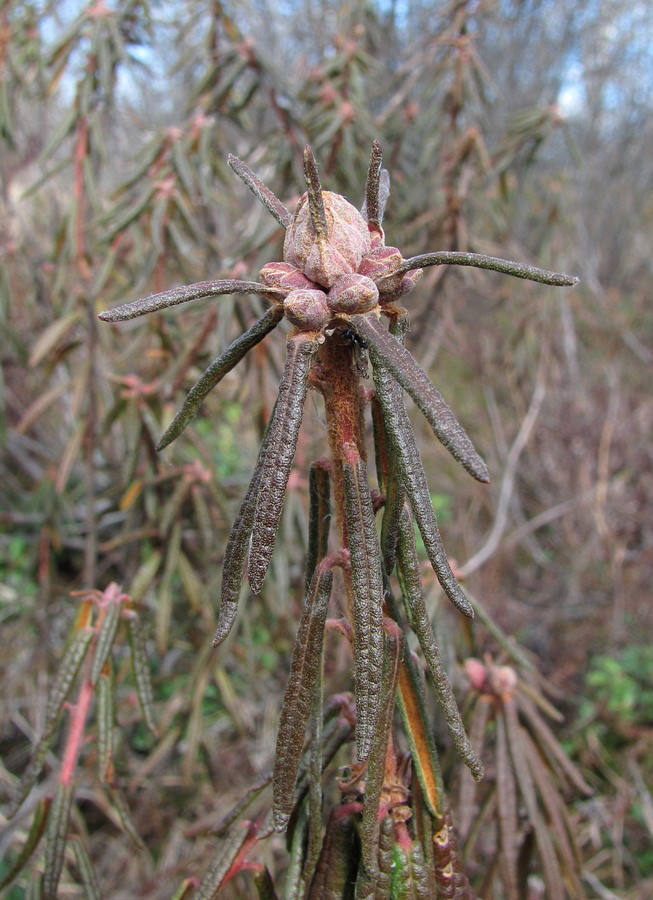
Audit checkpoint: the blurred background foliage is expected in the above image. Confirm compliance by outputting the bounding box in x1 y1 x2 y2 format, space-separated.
0 0 651 895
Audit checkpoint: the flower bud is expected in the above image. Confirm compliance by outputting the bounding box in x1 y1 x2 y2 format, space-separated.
284 191 371 288
327 274 379 314
283 288 330 331
259 261 318 292
357 245 403 283
378 268 423 303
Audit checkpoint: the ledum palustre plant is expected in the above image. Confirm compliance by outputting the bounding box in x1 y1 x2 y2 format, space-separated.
98 142 579 897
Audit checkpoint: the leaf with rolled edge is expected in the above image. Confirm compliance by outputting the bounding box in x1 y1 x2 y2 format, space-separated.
304 461 331 592
43 781 74 900
213 396 281 647
125 614 157 736
306 803 362 900
96 669 114 782
371 348 474 618
361 139 384 226
98 279 284 322
496 713 519 897
358 628 402 895
396 509 483 779
45 626 94 734
195 821 257 900
248 334 319 594
0 796 51 890
273 564 332 831
389 836 433 899
90 589 124 686
503 699 566 900
386 251 579 287
354 314 490 483
228 154 292 229
157 304 284 450
70 836 101 900
341 447 386 761
303 145 328 240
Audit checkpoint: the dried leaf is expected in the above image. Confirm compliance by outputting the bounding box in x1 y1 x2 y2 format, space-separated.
496 714 519 897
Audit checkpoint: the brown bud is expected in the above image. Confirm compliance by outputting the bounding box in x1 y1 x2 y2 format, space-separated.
327 274 379 314
259 261 318 292
284 191 371 288
283 288 330 331
357 245 403 283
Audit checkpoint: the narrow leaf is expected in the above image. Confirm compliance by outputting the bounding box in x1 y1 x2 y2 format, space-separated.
372 353 474 618
303 146 328 240
96 669 114 782
195 823 255 900
389 251 579 286
362 139 383 225
90 591 123 685
126 614 157 736
0 796 51 891
228 154 292 228
213 395 282 647
359 629 402 891
496 714 519 897
45 627 94 734
306 804 361 899
43 782 74 900
356 314 489 482
70 835 101 900
28 312 82 368
157 304 284 449
99 280 284 322
341 448 385 761
305 461 331 591
397 509 483 778
107 787 147 852
273 566 332 830
248 334 319 593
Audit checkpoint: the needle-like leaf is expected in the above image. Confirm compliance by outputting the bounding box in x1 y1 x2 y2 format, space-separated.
43 782 74 900
341 446 385 761
371 348 474 618
397 509 483 777
387 251 579 286
273 565 332 830
157 304 284 450
355 314 490 483
99 280 284 322
228 154 292 228
248 334 319 594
